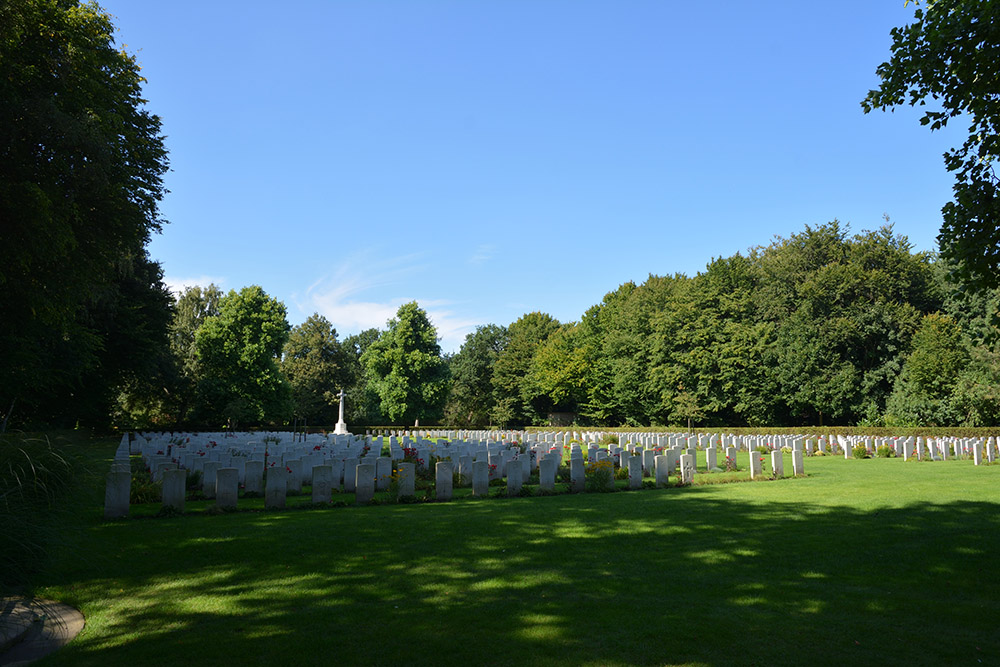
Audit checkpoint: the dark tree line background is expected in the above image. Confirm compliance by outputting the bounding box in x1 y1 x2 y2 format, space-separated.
3 0 999 432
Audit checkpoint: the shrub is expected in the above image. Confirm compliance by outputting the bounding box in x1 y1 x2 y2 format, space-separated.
852 444 870 459
600 433 619 445
875 444 895 458
585 460 615 492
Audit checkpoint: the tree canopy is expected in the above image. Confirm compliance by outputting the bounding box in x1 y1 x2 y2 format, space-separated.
863 0 1000 291
281 314 352 424
0 0 171 429
194 286 292 426
361 302 449 425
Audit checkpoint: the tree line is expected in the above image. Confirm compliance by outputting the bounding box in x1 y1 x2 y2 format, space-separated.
101 221 999 431
4 0 999 432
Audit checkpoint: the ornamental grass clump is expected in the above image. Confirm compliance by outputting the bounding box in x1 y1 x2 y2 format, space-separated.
0 432 83 595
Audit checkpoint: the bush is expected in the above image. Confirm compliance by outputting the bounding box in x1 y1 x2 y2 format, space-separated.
875 444 895 458
852 444 870 459
600 433 619 445
585 460 615 492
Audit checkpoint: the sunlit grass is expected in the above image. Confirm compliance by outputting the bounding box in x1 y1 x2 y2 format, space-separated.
28 447 1000 666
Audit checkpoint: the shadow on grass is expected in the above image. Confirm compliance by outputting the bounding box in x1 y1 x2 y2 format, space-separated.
40 488 1000 667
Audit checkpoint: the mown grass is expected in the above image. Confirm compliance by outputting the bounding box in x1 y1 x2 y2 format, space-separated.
26 446 1000 666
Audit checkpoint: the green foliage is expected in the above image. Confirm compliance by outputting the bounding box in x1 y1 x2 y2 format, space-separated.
863 0 1000 292
281 314 352 424
490 312 561 427
584 459 615 493
444 324 508 427
362 302 449 425
852 444 870 460
525 323 588 415
886 314 968 426
0 0 171 429
195 286 292 426
341 328 385 426
875 444 895 458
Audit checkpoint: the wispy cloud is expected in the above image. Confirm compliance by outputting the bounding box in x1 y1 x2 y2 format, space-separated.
468 243 496 266
298 253 480 353
163 274 227 296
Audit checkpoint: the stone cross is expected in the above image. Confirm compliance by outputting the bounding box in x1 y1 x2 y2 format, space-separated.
334 388 349 435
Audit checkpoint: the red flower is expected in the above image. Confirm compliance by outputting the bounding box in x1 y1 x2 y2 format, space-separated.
285 466 292 474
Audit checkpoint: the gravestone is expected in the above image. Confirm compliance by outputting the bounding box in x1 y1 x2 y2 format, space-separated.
312 465 333 503
628 454 642 490
104 470 131 519
655 455 670 487
216 468 239 510
570 458 585 493
642 449 655 476
771 450 784 478
343 458 359 492
725 446 737 469
436 461 453 501
472 460 489 497
507 464 523 496
749 451 763 479
202 461 221 499
355 463 375 504
286 459 303 494
680 454 695 484
792 449 804 476
329 458 345 487
539 457 556 492
706 447 717 470
265 468 286 509
458 455 473 487
398 462 415 498
245 460 264 495
375 457 392 491
162 468 186 512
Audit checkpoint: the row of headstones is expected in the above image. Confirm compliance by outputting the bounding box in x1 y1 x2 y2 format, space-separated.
130 432 813 505
834 434 998 464
105 439 808 518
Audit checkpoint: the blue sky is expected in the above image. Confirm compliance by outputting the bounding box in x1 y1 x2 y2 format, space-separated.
102 1 962 352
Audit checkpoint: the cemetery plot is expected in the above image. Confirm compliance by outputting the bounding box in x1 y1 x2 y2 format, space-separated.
109 429 998 518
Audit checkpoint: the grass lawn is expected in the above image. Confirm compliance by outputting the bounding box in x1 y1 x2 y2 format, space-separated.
29 441 1000 666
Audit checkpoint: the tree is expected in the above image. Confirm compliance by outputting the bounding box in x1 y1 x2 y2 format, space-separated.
886 313 968 425
194 286 292 426
361 302 449 425
525 323 588 418
281 314 352 424
863 0 1000 291
491 312 561 427
444 324 508 427
342 328 384 425
0 0 170 428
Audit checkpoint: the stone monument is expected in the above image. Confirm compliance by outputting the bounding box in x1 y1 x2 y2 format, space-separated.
334 388 349 435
